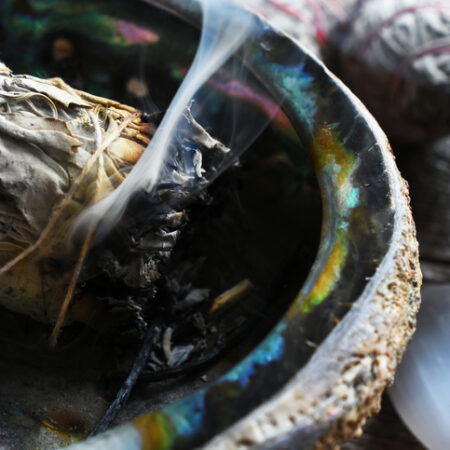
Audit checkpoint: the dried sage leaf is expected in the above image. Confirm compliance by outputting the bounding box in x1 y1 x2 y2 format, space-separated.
0 67 151 323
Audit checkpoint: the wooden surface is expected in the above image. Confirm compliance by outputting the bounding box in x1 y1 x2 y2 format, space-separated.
342 394 425 449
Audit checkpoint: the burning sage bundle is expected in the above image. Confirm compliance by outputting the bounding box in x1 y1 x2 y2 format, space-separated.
0 64 229 342
0 64 150 325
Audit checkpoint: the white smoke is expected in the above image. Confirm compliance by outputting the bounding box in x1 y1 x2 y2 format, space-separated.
73 0 257 242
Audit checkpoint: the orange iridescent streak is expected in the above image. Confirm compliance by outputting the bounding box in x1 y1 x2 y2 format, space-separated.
301 229 347 312
292 126 356 314
132 413 174 450
313 127 355 187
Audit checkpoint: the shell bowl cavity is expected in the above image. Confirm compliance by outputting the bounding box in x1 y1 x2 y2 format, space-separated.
0 1 420 449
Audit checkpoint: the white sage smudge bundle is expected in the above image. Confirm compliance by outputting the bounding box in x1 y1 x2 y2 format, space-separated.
0 64 152 332
329 0 450 142
0 64 230 345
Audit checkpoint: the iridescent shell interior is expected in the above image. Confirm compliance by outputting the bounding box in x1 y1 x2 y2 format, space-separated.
0 1 324 448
